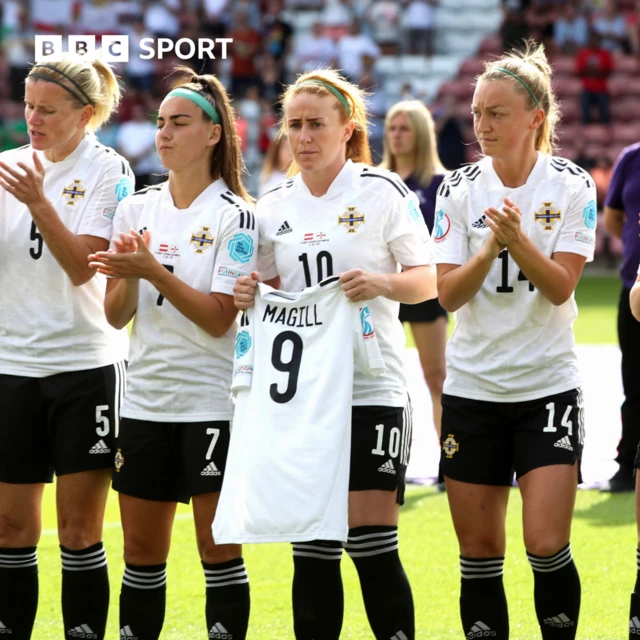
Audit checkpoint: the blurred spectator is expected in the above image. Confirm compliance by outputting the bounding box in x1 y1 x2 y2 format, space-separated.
590 155 614 208
79 0 120 36
576 31 613 125
144 0 181 38
401 0 438 57
627 0 640 55
116 104 161 190
259 134 292 196
294 21 338 73
366 0 402 54
573 138 597 171
433 95 466 170
285 0 323 8
201 0 231 37
321 0 354 41
0 100 28 151
29 0 75 32
258 98 278 154
124 19 156 93
593 0 630 53
525 0 556 47
500 9 529 52
262 0 293 82
4 6 32 101
337 20 380 83
260 55 284 105
554 3 589 54
227 8 262 98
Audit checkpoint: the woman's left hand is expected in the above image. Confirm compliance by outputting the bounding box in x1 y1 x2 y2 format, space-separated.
340 269 389 302
88 229 164 281
0 152 47 207
484 197 524 247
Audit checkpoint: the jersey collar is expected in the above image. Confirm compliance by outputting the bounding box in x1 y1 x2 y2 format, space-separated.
483 151 546 189
294 159 358 198
38 133 93 169
162 176 228 211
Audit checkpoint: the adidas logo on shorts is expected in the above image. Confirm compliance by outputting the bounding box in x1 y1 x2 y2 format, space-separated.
378 459 396 475
209 622 232 638
553 436 573 451
543 613 575 628
630 616 640 634
120 625 138 639
0 620 12 634
89 440 111 454
276 221 293 236
471 215 488 229
201 461 221 477
466 621 497 638
68 624 98 638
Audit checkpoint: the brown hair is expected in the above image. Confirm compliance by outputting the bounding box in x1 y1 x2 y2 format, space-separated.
27 53 121 132
477 40 560 154
260 133 292 184
169 66 252 203
380 100 446 186
279 68 371 176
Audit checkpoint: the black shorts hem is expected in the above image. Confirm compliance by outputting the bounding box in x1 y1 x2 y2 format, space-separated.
112 481 191 505
399 297 448 324
56 461 115 477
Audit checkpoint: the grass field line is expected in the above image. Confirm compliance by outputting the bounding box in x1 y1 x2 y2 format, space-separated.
40 512 194 536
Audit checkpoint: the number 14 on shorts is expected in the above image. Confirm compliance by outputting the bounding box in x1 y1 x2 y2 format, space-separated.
543 402 572 435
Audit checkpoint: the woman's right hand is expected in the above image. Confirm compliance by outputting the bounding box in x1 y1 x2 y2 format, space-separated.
233 271 261 309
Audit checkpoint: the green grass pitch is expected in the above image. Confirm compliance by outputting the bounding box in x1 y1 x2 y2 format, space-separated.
32 275 632 638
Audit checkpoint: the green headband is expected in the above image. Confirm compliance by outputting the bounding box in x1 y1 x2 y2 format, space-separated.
494 67 541 109
165 87 221 124
297 79 352 118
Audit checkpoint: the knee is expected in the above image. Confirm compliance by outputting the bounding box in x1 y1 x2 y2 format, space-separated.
201 540 241 565
0 513 38 548
58 518 100 550
123 534 167 566
423 367 446 396
524 535 569 559
459 535 505 559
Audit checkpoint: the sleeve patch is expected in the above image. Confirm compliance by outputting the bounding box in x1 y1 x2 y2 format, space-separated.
227 232 255 264
101 207 115 220
433 209 451 243
115 177 134 202
360 305 375 338
574 231 595 246
408 199 421 222
582 200 597 230
217 266 247 279
235 330 252 358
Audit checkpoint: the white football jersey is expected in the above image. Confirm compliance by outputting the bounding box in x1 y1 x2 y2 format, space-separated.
112 179 258 422
432 153 597 402
0 135 132 377
213 278 385 543
256 159 430 407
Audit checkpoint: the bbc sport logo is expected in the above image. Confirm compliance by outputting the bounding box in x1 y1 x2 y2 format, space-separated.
34 35 232 63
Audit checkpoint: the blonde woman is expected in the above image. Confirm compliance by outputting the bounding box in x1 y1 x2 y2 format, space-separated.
259 133 293 196
381 100 448 442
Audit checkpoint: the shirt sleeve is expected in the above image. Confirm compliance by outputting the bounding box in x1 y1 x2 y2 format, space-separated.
352 302 386 378
231 310 254 394
605 147 628 210
431 186 469 266
211 204 259 296
108 199 139 251
553 178 598 261
384 188 432 266
256 201 278 281
77 158 135 240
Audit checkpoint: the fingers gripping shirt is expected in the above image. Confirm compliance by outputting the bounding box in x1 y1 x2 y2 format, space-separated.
431 153 597 402
0 135 132 376
255 160 431 407
111 179 258 421
213 278 386 544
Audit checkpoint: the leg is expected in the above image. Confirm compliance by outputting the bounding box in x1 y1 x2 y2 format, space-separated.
119 494 176 640
57 469 111 640
580 90 591 124
520 464 580 638
410 318 447 438
446 479 511 639
607 287 640 492
631 472 640 638
598 91 611 125
0 483 43 640
193 492 249 640
347 491 414 640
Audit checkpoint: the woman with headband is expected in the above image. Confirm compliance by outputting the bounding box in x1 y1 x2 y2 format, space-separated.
233 68 436 640
432 41 594 639
89 67 257 640
0 53 131 639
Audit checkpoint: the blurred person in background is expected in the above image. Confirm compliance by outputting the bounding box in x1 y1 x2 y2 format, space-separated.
593 0 630 53
380 100 448 447
401 0 439 57
366 0 402 55
294 21 338 73
259 132 292 196
554 3 589 55
434 95 466 170
576 30 613 125
227 8 262 99
337 19 380 84
601 140 640 494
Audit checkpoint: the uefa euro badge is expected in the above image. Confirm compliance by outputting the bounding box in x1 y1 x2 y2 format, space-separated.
582 200 597 230
534 202 562 230
227 232 255 264
190 226 215 254
62 179 86 206
442 434 459 459
235 330 252 359
338 206 365 233
360 305 374 338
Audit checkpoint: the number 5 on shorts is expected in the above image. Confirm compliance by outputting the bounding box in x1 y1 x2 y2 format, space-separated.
543 402 572 435
95 405 110 436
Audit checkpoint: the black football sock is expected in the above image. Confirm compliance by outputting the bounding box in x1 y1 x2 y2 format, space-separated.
119 562 167 640
0 547 38 639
